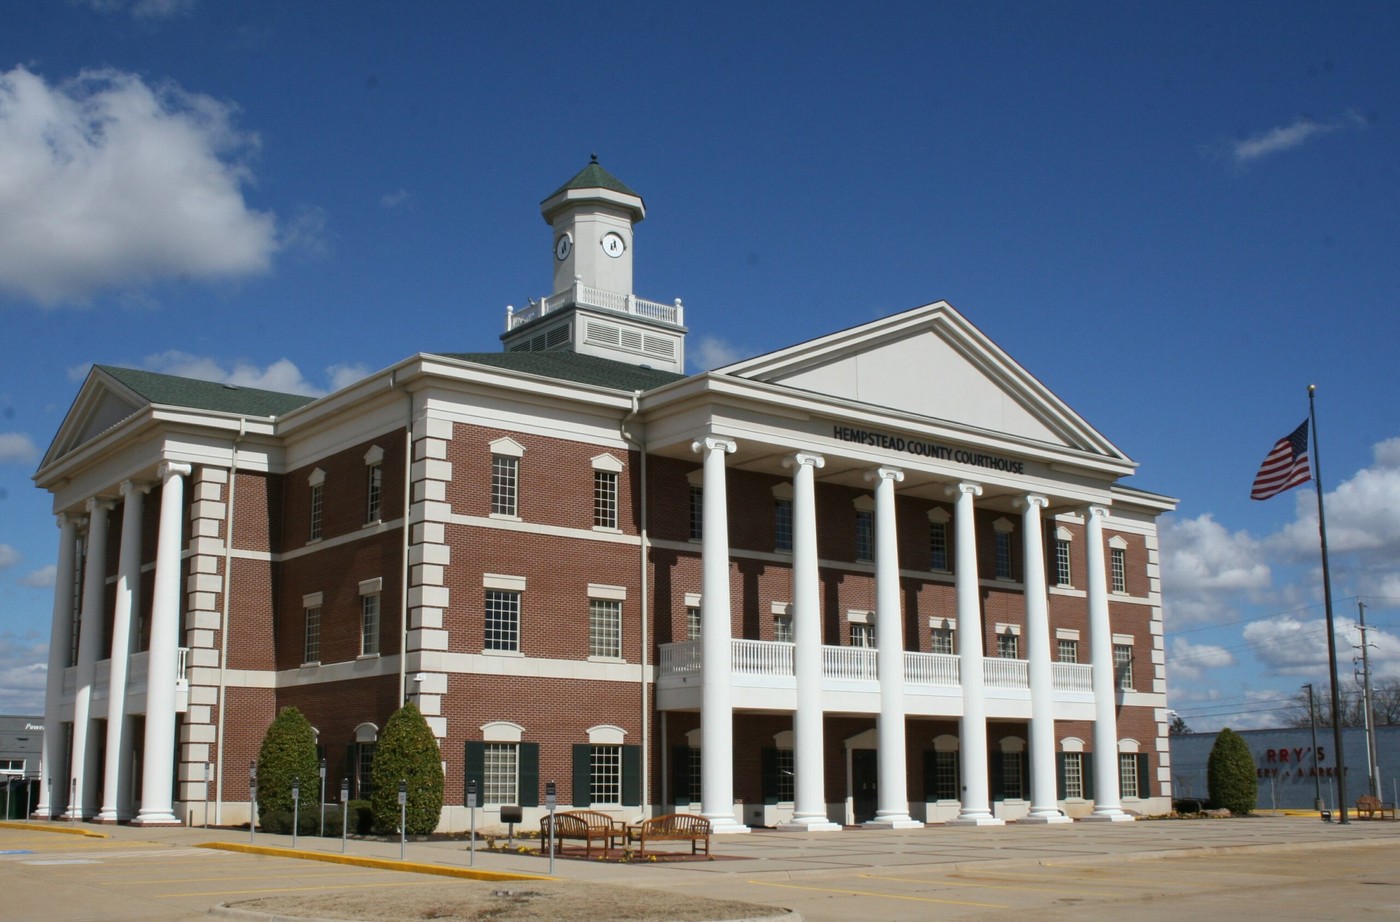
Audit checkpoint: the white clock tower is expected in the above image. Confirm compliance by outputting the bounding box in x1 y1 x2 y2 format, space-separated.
502 157 686 372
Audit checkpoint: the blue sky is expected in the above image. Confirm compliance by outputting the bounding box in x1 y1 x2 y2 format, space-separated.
2 1 1398 730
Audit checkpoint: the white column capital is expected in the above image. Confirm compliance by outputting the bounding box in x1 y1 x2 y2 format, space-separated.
866 466 904 484
948 481 982 499
120 479 153 498
1086 504 1110 520
158 461 193 482
784 451 825 470
86 497 116 515
691 436 736 456
1015 493 1049 511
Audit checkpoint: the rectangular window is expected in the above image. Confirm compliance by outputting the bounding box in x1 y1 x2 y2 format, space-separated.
0 758 24 774
1119 753 1140 798
590 745 622 805
934 750 959 800
931 627 955 655
855 510 873 562
485 590 521 652
687 747 702 804
1063 752 1083 799
774 614 793 644
491 454 519 517
995 530 1012 579
930 521 949 571
1054 539 1071 586
1002 752 1024 799
303 606 321 663
685 605 701 642
309 482 324 540
774 498 793 552
593 470 618 529
997 632 1019 659
366 462 383 523
776 748 795 802
589 599 622 659
1114 644 1133 690
357 742 376 798
483 742 518 806
1111 547 1127 593
1057 638 1078 663
851 622 875 648
360 595 380 656
689 486 704 540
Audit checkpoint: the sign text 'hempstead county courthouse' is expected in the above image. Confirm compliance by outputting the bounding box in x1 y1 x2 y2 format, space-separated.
832 426 1027 474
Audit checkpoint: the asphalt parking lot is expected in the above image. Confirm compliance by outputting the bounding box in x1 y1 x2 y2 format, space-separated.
3 815 1399 921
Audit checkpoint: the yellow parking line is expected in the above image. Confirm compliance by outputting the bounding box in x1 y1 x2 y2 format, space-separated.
746 878 1008 909
154 880 440 899
109 870 369 885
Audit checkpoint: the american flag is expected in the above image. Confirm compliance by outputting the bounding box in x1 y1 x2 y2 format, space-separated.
1250 420 1312 500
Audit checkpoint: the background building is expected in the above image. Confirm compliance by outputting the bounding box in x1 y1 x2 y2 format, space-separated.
0 714 42 819
32 162 1176 829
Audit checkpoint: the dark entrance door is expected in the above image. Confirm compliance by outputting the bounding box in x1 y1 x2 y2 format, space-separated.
852 749 878 823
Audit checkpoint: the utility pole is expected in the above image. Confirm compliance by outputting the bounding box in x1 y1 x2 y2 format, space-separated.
1304 683 1323 813
1357 600 1380 797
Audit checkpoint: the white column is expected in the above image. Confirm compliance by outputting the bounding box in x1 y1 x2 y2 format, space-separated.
36 513 79 819
1018 495 1070 823
691 438 747 833
779 452 839 831
66 499 113 820
947 482 1001 825
866 466 921 828
1082 504 1130 822
133 462 190 826
97 480 148 823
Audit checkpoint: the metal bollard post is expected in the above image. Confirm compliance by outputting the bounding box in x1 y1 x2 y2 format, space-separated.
545 781 557 875
318 759 327 838
466 780 478 867
292 776 301 848
249 761 258 844
341 777 349 853
398 779 408 861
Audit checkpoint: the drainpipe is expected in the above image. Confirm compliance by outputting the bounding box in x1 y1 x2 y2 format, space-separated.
391 371 412 704
214 417 245 825
619 391 649 816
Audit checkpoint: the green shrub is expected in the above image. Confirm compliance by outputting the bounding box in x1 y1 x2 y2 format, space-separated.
1206 727 1258 815
255 706 321 825
348 799 374 835
369 702 445 835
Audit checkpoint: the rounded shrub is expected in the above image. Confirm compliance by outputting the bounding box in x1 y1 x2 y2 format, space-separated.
1206 727 1258 815
369 702 445 835
255 706 321 827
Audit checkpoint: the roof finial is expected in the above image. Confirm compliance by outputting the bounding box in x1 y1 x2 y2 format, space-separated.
590 152 599 163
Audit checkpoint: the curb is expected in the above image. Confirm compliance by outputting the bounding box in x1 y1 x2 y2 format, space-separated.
197 841 554 882
0 820 109 838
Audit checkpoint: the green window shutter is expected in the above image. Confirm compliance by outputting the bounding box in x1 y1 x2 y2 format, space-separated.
922 750 937 801
1083 755 1095 800
464 742 485 804
622 745 641 806
572 744 591 807
672 746 691 806
1056 753 1066 800
761 748 778 805
1137 752 1149 799
344 744 357 797
519 743 540 807
989 752 1004 801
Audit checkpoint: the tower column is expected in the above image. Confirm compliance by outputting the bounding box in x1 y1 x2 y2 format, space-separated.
1018 494 1070 823
692 437 747 833
947 482 1002 826
133 462 190 826
1083 504 1131 822
66 498 114 820
35 513 80 819
866 466 920 828
97 480 148 823
779 452 839 831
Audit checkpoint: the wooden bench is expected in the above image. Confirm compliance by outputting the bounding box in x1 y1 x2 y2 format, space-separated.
540 810 623 857
625 813 712 857
1355 795 1396 820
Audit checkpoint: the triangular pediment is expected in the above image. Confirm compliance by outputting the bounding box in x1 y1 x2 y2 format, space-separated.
716 301 1128 460
40 368 149 469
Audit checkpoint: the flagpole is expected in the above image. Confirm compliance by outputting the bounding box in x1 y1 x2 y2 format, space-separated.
1309 383 1349 823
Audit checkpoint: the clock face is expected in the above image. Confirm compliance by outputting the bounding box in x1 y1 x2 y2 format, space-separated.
601 232 626 258
554 233 573 261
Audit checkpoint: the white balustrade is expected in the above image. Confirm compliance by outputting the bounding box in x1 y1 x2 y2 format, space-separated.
1052 662 1094 692
905 651 960 687
731 639 793 676
822 645 879 681
506 283 682 330
982 657 1029 688
660 640 703 675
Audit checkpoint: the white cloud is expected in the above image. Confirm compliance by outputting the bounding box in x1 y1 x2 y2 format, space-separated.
1243 616 1331 675
0 633 48 713
1161 513 1271 625
19 564 56 589
689 335 747 372
0 544 18 569
77 0 197 20
1168 637 1235 685
0 432 38 463
280 203 331 259
381 189 412 209
1230 111 1365 164
0 66 277 306
327 363 373 391
141 350 369 397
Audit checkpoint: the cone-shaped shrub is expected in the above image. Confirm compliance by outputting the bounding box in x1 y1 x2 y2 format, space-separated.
370 702 445 834
255 706 320 829
1206 727 1257 815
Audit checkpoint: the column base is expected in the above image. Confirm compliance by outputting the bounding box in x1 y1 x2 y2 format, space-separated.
1019 811 1073 825
1080 809 1135 823
862 815 923 830
130 812 181 827
778 816 841 832
59 809 86 822
947 813 1005 827
705 818 752 835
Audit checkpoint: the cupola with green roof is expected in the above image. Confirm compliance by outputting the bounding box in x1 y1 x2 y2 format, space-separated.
502 157 686 373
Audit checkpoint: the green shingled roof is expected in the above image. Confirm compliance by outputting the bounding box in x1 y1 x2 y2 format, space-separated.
435 351 687 392
99 365 316 416
545 158 640 200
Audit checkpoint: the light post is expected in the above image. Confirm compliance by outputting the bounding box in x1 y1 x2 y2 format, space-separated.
204 762 213 829
1304 683 1324 815
398 780 408 860
545 781 557 875
292 776 301 848
318 758 327 837
340 777 349 853
248 761 257 843
466 779 477 867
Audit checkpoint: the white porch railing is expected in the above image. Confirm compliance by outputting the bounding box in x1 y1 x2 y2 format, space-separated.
732 638 793 676
659 640 702 675
822 645 879 681
505 282 683 330
1052 662 1094 693
983 657 1029 688
905 651 960 686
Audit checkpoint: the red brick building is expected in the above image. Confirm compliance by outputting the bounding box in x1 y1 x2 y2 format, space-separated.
34 161 1175 830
